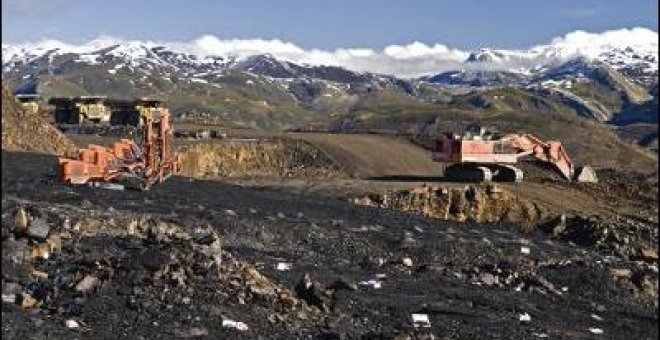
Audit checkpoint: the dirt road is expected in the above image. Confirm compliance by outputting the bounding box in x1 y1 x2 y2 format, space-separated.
289 133 441 178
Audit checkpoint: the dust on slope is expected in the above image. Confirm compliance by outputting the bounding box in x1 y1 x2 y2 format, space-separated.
292 133 440 178
1 86 76 156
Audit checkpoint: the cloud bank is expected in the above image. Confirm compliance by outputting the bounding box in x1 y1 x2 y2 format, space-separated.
3 27 657 78
2 0 67 20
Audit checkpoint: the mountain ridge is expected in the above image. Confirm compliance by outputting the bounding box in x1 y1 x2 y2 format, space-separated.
3 27 657 79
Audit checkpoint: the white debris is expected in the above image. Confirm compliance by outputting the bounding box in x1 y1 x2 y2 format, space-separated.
411 313 431 328
65 319 80 329
275 262 292 271
222 319 249 331
358 279 382 289
520 246 531 255
532 332 549 338
88 182 125 191
591 314 603 321
589 328 604 334
402 257 414 267
1 294 16 304
519 312 532 322
224 209 237 216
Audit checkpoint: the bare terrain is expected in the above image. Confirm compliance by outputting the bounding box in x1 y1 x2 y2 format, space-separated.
1 86 658 340
2 122 658 339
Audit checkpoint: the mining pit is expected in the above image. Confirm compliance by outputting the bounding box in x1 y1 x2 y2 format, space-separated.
1 97 658 339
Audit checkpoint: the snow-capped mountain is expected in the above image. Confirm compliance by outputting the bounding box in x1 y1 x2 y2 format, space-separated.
465 27 657 72
2 41 234 80
1 28 656 131
2 27 657 82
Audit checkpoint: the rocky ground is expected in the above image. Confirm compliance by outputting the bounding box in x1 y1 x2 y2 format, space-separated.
1 92 658 338
1 150 658 339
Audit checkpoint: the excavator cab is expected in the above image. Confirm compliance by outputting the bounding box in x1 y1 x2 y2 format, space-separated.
464 123 485 139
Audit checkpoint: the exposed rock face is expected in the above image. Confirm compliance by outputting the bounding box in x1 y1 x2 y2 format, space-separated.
1 86 76 156
353 184 547 227
177 140 341 178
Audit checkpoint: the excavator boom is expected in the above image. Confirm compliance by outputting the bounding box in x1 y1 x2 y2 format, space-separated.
431 126 580 182
501 134 575 181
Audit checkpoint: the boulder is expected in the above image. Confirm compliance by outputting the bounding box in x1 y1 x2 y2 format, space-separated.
75 275 100 295
575 166 598 183
13 207 29 234
640 248 658 262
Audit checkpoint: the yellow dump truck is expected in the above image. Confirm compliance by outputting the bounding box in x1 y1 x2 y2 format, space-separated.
49 96 110 124
107 98 168 127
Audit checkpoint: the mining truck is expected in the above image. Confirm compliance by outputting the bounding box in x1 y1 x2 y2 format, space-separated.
108 98 169 127
50 96 110 124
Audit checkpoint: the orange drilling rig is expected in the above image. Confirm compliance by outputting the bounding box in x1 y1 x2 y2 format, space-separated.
431 125 593 182
58 99 180 190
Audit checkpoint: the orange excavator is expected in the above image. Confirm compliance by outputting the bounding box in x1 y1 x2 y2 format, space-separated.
58 99 180 190
432 125 593 182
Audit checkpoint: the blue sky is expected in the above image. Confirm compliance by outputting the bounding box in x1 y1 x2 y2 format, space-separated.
2 0 657 49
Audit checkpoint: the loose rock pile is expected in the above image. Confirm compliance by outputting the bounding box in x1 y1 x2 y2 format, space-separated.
540 214 658 260
1 86 77 156
1 201 326 337
538 213 659 302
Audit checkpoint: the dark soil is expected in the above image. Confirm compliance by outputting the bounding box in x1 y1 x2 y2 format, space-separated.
2 150 658 339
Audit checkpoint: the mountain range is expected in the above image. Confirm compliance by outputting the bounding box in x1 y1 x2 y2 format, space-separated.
2 28 658 156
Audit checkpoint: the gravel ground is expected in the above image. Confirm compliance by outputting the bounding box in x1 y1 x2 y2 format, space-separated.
2 150 658 339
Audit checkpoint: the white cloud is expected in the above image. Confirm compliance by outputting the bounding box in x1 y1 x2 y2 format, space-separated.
3 27 658 78
174 37 469 77
2 0 67 20
188 35 306 58
548 27 658 52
